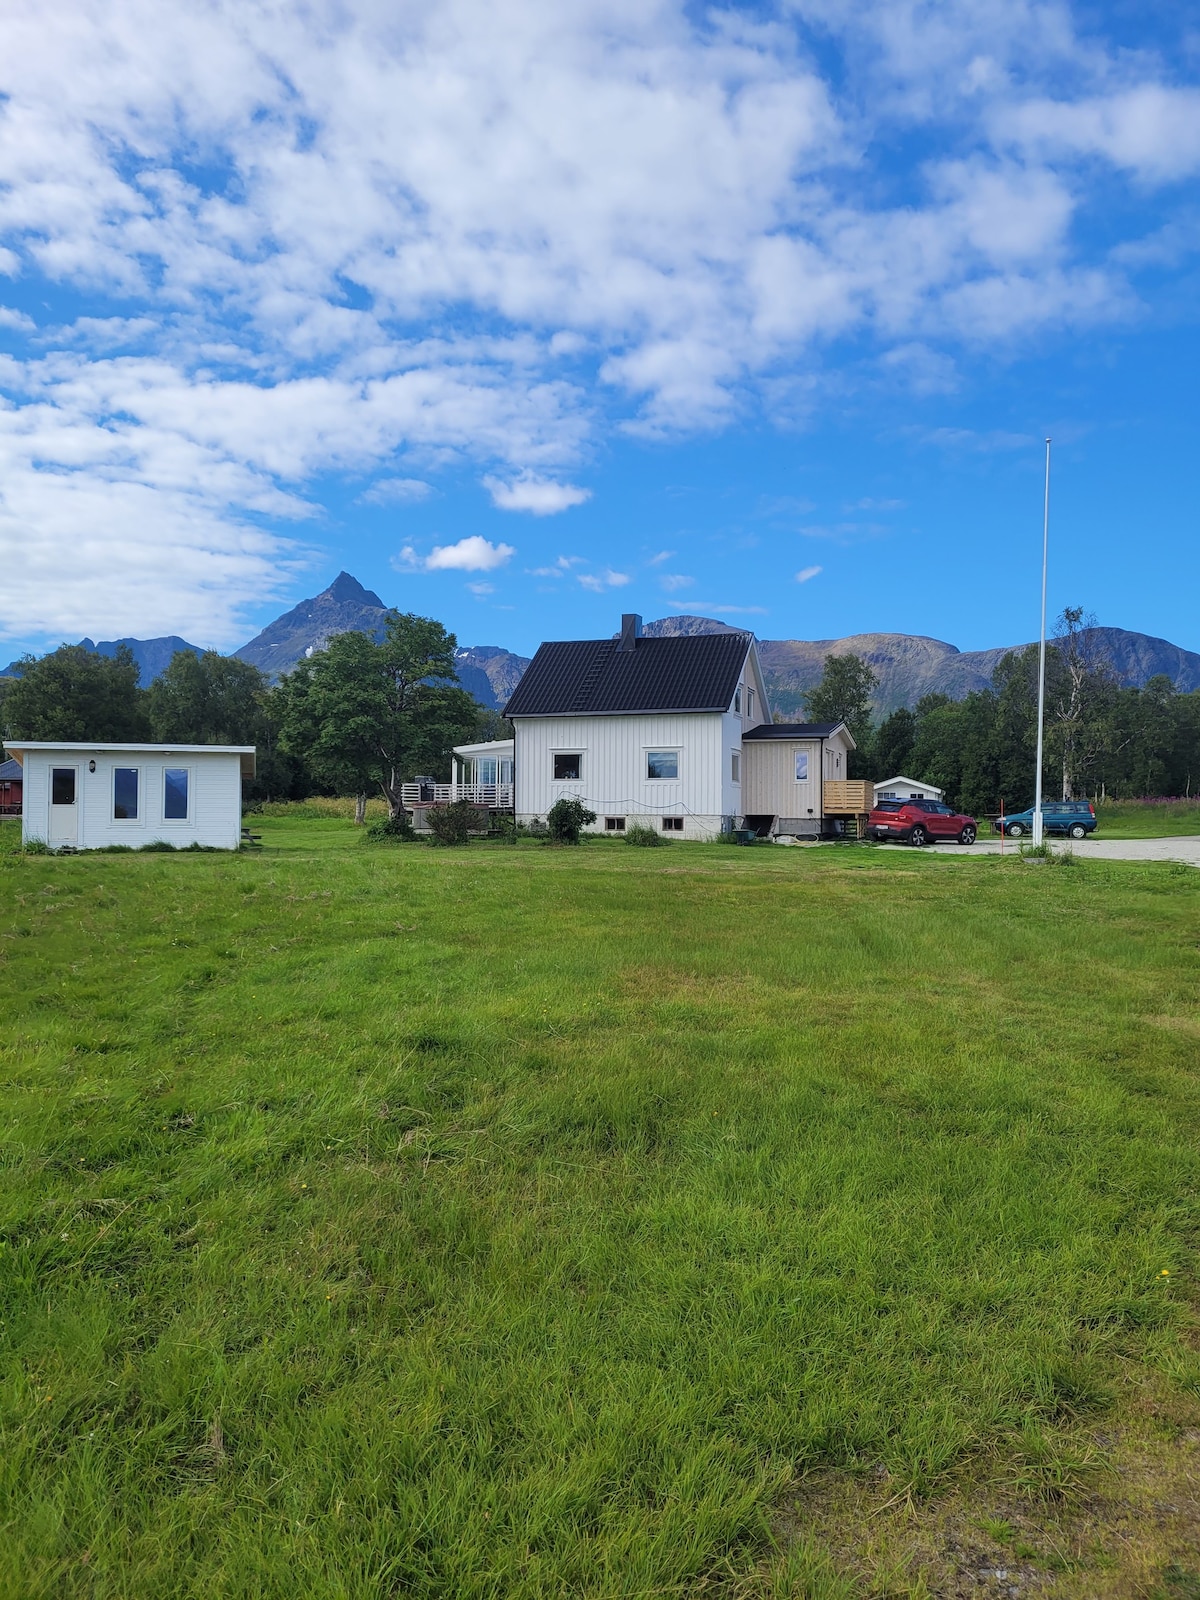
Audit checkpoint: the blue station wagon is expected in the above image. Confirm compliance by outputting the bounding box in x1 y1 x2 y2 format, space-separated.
994 801 1097 839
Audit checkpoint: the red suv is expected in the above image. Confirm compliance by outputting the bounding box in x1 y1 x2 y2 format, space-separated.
867 798 978 846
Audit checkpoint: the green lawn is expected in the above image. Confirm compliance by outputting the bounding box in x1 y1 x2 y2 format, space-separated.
2 817 1199 1597
1093 799 1200 838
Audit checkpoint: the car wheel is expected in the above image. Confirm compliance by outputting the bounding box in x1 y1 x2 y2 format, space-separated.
910 824 928 847
1007 822 1025 838
1069 823 1087 839
959 825 976 844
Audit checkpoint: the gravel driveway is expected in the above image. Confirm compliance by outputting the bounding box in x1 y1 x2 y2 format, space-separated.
875 834 1200 865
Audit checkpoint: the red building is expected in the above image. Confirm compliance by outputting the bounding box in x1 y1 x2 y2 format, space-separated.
0 755 23 816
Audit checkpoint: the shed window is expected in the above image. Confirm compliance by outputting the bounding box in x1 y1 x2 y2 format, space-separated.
604 816 625 831
553 753 582 781
661 816 684 831
113 767 139 820
646 751 678 780
51 767 76 806
164 768 189 820
731 750 740 782
795 751 809 782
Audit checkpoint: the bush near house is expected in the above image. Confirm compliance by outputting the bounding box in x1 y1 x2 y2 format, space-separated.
425 799 489 845
546 796 597 843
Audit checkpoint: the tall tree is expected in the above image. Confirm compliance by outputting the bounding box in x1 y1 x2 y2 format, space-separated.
803 652 878 774
147 650 267 745
3 644 149 741
873 706 916 779
1045 607 1117 799
279 612 482 817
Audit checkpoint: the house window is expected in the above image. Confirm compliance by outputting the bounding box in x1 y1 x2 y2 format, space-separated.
733 687 741 713
731 750 740 782
604 816 625 831
662 816 684 831
51 768 76 806
164 768 189 820
746 688 754 719
646 750 678 780
553 753 582 781
795 751 809 782
113 767 139 820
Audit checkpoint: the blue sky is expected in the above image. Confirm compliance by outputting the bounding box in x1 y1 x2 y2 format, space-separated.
2 0 1199 662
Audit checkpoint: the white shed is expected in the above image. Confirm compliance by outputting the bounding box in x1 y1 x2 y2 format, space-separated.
873 775 943 804
4 742 255 851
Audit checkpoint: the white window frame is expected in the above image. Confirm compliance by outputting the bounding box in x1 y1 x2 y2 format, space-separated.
604 816 625 831
552 751 584 782
645 749 680 781
795 751 809 782
162 765 192 824
731 750 740 783
746 688 754 719
112 765 142 825
661 816 684 832
733 686 741 713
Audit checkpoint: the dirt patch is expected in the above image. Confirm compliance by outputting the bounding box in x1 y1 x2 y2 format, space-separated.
771 1413 1200 1597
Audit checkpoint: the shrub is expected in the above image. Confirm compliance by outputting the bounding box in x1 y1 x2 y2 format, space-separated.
365 812 417 844
426 800 488 846
625 823 667 847
546 797 597 844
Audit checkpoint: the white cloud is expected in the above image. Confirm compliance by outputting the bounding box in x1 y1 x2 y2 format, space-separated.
403 535 516 573
466 581 494 596
578 569 631 592
795 565 823 583
659 573 695 591
360 476 433 505
647 549 675 564
484 475 591 515
0 0 1194 636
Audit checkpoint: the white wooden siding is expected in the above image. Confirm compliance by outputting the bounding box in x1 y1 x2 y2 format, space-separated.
20 749 245 850
515 711 743 838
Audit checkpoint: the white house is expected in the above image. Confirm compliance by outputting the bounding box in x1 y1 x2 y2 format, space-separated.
503 615 858 839
873 775 943 804
3 742 255 851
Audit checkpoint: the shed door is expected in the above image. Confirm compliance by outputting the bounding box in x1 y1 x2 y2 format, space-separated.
49 766 79 845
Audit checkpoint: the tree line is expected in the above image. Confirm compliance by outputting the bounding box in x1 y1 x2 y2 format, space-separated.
801 608 1200 814
0 613 493 815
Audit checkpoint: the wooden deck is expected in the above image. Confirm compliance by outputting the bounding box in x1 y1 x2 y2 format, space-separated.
823 780 873 814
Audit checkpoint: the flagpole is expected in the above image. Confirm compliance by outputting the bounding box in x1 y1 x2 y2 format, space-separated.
1033 437 1051 848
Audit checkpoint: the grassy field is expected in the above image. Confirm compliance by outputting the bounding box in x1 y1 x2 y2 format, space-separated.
2 815 1199 1597
1093 800 1200 838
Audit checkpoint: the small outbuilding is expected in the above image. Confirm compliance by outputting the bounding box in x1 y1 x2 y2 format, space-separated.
873 775 944 804
3 742 255 851
0 756 22 817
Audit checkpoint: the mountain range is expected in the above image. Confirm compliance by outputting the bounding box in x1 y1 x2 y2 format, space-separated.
7 571 1200 715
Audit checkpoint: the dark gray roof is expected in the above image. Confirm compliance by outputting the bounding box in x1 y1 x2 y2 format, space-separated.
504 632 752 717
741 721 846 740
0 756 22 781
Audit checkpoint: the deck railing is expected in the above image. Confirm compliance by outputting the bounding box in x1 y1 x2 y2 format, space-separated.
399 782 514 808
823 780 874 814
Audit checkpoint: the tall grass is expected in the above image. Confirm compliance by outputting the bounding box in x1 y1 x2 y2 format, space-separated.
1 818 1197 1596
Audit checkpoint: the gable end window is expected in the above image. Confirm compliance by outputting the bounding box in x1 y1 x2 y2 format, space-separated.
113 767 139 820
553 753 582 781
795 751 809 782
746 688 754 719
733 687 741 713
646 750 678 780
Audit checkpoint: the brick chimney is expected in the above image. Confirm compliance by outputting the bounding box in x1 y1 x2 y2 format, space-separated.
617 613 642 651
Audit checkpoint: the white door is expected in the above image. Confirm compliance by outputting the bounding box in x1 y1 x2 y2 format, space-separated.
48 766 79 845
